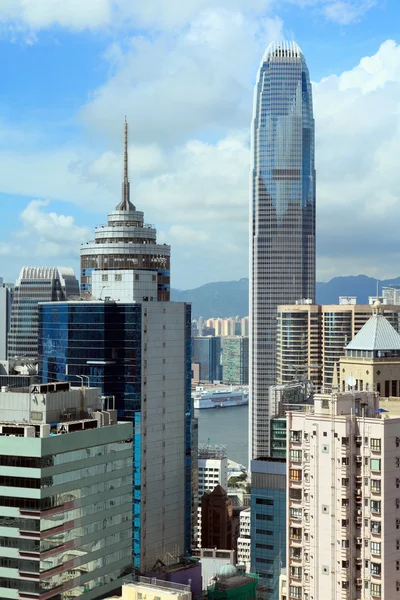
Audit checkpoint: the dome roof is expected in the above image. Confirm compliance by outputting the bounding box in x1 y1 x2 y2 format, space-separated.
217 565 237 578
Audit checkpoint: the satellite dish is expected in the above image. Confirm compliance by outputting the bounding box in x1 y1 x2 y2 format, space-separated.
346 375 356 388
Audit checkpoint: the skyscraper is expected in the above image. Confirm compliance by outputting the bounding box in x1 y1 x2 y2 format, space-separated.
39 122 195 573
249 41 316 460
8 266 79 361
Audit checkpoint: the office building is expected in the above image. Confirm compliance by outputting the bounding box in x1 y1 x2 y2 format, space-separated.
80 121 170 301
250 459 286 600
104 578 192 600
192 336 222 382
276 301 400 391
286 389 400 600
237 507 251 571
339 302 400 396
0 381 133 598
39 123 195 574
201 486 233 550
0 278 13 360
8 266 79 361
268 382 307 459
250 41 316 460
221 337 249 385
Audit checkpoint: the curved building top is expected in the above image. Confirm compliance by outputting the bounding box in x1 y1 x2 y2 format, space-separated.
80 121 170 301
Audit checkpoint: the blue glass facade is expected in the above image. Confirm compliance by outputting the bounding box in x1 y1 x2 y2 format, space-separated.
250 41 315 460
38 302 142 416
250 459 286 600
192 336 222 382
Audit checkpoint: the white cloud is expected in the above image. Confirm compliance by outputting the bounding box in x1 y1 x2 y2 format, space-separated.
18 199 90 258
322 0 377 24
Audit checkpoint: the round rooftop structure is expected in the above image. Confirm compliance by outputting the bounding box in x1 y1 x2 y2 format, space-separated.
217 565 237 579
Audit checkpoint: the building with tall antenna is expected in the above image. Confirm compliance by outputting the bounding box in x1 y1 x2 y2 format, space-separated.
249 41 316 461
8 266 79 361
80 121 170 302
39 122 196 574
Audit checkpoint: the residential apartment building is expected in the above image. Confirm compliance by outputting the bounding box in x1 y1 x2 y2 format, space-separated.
277 300 400 391
286 389 400 600
237 507 251 571
0 382 133 598
221 337 249 385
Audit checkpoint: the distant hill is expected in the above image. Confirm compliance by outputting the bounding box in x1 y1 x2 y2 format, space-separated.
171 275 400 320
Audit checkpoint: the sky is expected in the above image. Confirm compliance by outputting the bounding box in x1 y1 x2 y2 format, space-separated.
0 0 399 290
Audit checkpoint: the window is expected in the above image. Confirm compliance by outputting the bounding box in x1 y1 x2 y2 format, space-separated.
370 459 381 472
291 566 302 579
256 514 273 521
135 274 140 281
370 583 381 597
115 274 122 281
341 437 349 445
290 450 302 462
370 541 381 555
371 480 381 493
370 500 381 514
371 521 381 534
370 438 381 451
289 586 302 599
290 469 302 482
341 539 349 548
256 498 274 506
290 431 302 443
370 563 381 576
102 274 108 282
342 478 349 487
290 528 302 541
291 508 302 520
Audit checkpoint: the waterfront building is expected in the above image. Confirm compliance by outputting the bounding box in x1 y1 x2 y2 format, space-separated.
276 300 400 391
249 41 316 460
0 381 133 598
237 507 251 571
8 266 79 361
221 337 249 385
286 389 400 600
250 459 286 600
0 277 13 360
80 121 170 301
192 336 222 382
39 122 195 574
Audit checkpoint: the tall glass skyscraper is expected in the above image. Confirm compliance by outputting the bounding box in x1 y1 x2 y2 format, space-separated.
249 41 315 460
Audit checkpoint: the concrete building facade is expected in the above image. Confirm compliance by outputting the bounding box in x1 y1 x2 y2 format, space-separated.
286 390 400 600
0 382 133 599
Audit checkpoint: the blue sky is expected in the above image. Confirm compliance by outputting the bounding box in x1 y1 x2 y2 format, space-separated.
0 0 400 289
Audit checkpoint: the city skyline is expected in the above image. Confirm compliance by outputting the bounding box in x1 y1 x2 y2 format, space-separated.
250 41 315 460
0 1 398 288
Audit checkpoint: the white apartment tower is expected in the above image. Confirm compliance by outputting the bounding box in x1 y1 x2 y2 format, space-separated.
286 390 400 600
237 507 251 571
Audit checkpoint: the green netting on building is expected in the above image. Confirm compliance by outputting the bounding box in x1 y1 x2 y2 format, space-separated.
207 574 259 600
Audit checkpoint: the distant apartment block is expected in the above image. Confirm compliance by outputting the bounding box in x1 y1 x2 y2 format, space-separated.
222 337 249 385
286 389 400 600
277 300 400 391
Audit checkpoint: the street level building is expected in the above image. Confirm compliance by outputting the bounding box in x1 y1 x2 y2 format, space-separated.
8 267 79 362
286 389 400 600
0 381 133 599
250 41 316 461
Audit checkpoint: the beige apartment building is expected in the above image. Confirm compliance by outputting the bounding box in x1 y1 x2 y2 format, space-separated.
276 300 400 391
286 389 400 600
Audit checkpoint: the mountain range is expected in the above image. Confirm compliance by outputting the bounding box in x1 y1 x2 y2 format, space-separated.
171 275 400 320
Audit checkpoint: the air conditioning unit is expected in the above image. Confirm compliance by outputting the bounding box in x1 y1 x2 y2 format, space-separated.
356 537 363 544
24 426 35 438
356 456 362 463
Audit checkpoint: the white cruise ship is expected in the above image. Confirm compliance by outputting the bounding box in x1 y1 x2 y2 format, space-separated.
193 387 248 410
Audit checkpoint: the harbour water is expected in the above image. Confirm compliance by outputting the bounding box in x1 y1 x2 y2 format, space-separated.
195 404 248 467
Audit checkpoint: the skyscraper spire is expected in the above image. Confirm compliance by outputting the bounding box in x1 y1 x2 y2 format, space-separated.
116 117 134 211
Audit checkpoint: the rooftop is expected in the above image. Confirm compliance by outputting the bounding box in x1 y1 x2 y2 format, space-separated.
346 311 400 352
